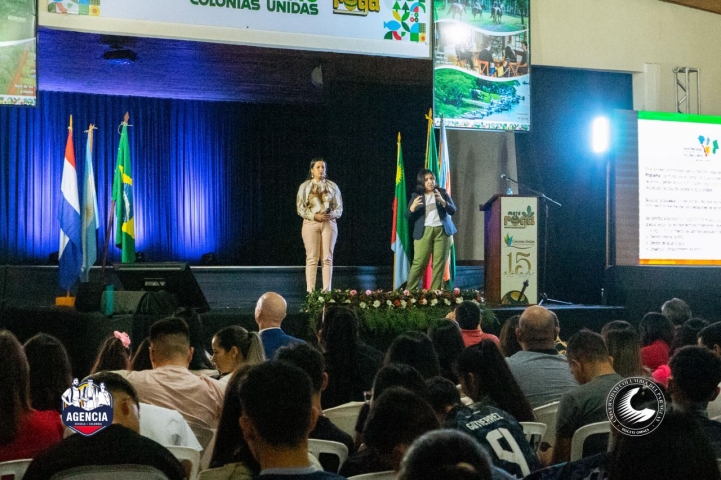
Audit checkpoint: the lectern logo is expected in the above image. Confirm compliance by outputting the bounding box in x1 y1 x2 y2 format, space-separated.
607 376 665 436
61 378 113 436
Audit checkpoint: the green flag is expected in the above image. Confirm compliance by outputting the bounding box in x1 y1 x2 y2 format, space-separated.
112 120 135 263
392 133 411 289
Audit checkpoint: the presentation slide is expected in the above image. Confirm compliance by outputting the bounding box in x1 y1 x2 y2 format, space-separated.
612 111 721 266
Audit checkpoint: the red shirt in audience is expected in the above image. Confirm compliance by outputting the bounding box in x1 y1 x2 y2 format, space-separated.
461 329 500 348
641 339 670 371
0 410 64 462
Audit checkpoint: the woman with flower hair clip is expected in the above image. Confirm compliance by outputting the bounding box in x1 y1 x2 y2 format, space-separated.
90 331 131 374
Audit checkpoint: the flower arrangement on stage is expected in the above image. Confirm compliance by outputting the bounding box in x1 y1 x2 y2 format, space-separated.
302 288 497 335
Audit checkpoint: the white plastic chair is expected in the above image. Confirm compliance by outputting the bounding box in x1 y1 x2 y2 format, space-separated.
533 401 560 446
165 445 201 480
519 421 547 453
347 471 396 480
0 458 32 479
570 421 611 461
50 464 170 479
307 439 349 473
323 401 365 438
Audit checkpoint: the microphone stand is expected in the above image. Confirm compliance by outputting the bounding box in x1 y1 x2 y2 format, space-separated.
502 175 572 306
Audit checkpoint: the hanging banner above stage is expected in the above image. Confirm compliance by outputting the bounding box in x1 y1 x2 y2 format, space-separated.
44 0 430 58
1 0 37 106
432 0 530 131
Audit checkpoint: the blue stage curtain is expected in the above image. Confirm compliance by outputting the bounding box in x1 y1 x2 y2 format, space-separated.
0 91 255 264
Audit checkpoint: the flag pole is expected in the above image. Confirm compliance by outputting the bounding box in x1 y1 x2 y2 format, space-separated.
424 108 432 165
100 112 129 281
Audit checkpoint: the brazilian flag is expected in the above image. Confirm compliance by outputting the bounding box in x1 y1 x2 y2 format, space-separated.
112 122 135 263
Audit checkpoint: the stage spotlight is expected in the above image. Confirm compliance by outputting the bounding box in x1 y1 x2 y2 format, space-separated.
592 116 610 154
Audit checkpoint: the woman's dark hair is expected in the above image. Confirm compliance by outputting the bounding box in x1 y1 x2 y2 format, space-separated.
23 333 72 413
130 337 153 371
600 320 633 339
90 335 130 374
415 168 435 195
428 320 465 384
398 429 493 480
212 326 264 366
456 340 534 422
499 315 522 357
372 363 430 402
504 45 516 62
639 312 675 347
670 318 709 355
306 157 326 180
608 410 720 480
319 307 362 407
209 365 259 472
1 330 32 445
385 331 441 379
604 329 645 378
173 307 214 370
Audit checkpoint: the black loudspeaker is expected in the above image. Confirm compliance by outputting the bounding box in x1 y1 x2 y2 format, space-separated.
113 262 210 313
75 282 105 312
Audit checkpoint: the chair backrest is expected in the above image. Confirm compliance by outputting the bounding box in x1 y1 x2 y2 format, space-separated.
323 401 364 438
50 464 170 479
519 422 547 453
533 401 560 446
347 471 396 480
165 445 201 480
570 421 611 462
0 458 32 480
307 439 349 473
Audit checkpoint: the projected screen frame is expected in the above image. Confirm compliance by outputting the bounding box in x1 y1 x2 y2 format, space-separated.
611 110 721 267
0 0 37 106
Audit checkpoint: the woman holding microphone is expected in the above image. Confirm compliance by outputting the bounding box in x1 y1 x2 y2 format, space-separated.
405 169 457 290
297 158 343 292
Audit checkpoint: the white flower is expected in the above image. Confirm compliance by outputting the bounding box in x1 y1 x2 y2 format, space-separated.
317 296 325 303
360 301 367 309
343 299 351 304
401 300 407 308
373 300 381 308
329 299 336 303
386 300 393 306
410 298 417 304
430 299 438 306
456 297 463 304
444 299 451 305
420 298 427 305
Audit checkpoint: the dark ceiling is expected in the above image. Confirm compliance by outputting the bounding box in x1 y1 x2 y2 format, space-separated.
37 28 433 103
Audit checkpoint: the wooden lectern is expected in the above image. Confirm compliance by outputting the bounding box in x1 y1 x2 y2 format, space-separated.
480 195 539 306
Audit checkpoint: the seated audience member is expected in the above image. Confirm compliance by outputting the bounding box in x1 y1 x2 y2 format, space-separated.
607 410 720 480
24 372 185 480
603 328 647 378
123 317 225 451
698 322 721 419
499 315 522 357
456 301 499 347
174 307 215 371
384 331 441 379
130 337 153 371
661 297 692 327
456 340 535 423
317 306 382 409
426 376 462 424
275 343 354 472
668 345 721 456
599 320 633 338
0 331 64 462
90 332 131 374
449 376 540 477
428 319 466 384
552 331 622 464
353 363 430 450
204 366 260 479
340 387 439 478
255 292 305 360
398 429 493 480
22 333 73 413
506 306 577 408
639 312 674 370
238 361 345 480
670 317 708 355
211 325 265 381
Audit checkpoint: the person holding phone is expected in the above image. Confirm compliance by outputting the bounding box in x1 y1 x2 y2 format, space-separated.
296 158 343 292
405 168 457 290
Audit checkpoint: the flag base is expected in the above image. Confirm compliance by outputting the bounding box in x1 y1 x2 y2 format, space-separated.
55 296 76 307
